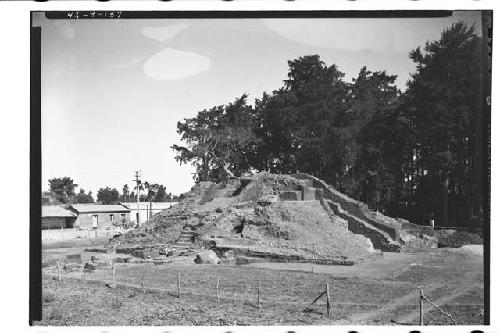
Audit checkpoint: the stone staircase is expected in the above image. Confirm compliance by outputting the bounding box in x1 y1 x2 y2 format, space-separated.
172 229 196 249
278 178 324 202
292 173 402 252
326 200 401 252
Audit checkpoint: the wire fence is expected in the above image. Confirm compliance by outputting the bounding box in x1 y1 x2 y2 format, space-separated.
419 288 458 325
42 227 126 241
46 258 481 325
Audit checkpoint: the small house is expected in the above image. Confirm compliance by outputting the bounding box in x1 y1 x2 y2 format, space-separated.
68 204 130 230
121 201 178 225
41 205 77 229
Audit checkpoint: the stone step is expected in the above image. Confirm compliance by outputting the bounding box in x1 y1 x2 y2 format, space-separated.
175 241 193 246
303 186 321 200
279 190 302 201
176 238 193 242
171 244 192 249
326 199 400 252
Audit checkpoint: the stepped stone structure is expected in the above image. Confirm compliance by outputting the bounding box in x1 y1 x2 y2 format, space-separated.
292 173 437 251
113 172 437 263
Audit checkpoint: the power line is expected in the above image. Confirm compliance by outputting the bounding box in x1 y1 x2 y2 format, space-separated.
134 170 141 227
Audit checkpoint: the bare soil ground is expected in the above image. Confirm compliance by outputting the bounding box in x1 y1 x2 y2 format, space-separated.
42 237 110 250
42 238 111 268
36 246 484 326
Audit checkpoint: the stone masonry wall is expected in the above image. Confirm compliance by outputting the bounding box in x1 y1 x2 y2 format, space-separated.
293 173 401 241
326 201 400 252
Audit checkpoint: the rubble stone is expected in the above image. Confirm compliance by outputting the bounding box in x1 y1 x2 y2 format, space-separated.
83 263 96 271
194 250 220 264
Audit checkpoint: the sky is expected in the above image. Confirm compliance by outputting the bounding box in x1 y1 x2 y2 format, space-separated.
35 11 481 197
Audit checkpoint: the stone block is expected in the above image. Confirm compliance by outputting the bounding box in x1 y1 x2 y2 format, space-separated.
279 191 302 201
132 250 147 259
84 247 109 253
83 263 96 271
114 257 129 263
314 189 324 200
194 250 220 264
302 186 317 200
66 253 82 264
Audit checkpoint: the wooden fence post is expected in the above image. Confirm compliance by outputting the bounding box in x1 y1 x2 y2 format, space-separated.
245 284 250 301
57 258 62 282
419 288 424 325
312 243 315 273
177 272 181 298
326 283 331 317
257 280 262 309
216 276 220 303
112 264 116 288
61 226 64 240
141 271 146 293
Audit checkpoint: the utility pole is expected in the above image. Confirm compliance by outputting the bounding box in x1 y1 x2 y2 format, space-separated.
134 171 141 227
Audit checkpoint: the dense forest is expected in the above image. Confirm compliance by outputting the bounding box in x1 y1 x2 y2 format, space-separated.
172 22 488 227
42 177 181 205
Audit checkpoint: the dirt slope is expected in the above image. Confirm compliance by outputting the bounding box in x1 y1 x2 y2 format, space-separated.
245 201 374 260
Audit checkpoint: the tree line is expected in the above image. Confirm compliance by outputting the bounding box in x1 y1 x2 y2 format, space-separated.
172 22 487 227
42 177 182 205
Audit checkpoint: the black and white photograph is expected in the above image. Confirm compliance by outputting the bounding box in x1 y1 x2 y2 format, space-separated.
28 8 490 327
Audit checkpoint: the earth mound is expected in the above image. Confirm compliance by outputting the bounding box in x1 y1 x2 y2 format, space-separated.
110 172 377 262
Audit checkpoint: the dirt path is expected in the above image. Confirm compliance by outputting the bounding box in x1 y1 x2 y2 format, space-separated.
394 283 481 325
248 251 432 279
342 278 482 325
342 283 442 324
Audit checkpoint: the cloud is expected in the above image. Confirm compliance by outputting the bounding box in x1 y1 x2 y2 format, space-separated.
263 14 481 53
53 20 75 39
263 19 426 53
143 48 211 80
141 24 188 42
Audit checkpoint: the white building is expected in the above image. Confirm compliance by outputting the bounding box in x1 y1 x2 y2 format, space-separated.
120 202 178 225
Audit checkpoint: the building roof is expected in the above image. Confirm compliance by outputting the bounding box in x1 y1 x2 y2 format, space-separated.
120 202 178 210
42 205 76 218
69 204 130 213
